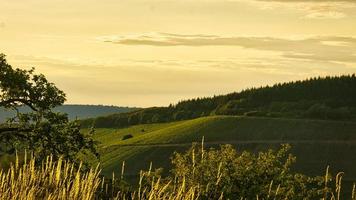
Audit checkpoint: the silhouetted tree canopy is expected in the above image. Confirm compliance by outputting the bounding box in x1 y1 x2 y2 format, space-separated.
0 53 97 163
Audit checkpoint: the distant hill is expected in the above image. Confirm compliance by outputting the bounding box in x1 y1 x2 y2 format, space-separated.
0 105 138 122
91 115 356 185
81 74 356 128
53 105 139 119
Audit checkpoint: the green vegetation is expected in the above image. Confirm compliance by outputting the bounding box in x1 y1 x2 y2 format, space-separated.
122 134 134 140
1 145 354 200
170 144 323 199
91 115 356 194
81 74 356 129
0 54 97 164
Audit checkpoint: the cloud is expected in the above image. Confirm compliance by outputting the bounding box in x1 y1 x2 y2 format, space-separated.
10 51 356 107
304 11 346 19
300 3 352 19
237 0 356 19
101 33 356 63
98 32 219 46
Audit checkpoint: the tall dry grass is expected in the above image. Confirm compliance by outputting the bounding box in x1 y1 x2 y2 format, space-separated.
0 153 100 200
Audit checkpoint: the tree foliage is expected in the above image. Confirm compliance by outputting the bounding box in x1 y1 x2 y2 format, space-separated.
0 54 97 163
169 144 325 199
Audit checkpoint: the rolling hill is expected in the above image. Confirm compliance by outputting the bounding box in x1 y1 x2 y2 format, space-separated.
76 75 356 196
91 115 356 186
81 75 356 129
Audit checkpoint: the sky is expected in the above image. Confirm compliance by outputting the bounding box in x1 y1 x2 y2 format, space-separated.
1 0 356 107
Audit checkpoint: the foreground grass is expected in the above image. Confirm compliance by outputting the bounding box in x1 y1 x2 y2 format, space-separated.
0 155 100 200
0 154 201 200
2 116 356 199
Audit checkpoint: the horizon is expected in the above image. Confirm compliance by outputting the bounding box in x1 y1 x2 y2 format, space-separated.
1 0 356 107
62 73 355 108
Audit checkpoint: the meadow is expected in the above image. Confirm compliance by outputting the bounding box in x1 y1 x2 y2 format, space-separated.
90 116 356 178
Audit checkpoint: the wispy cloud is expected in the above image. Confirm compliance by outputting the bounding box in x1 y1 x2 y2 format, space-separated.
299 2 353 19
101 33 356 63
10 51 355 106
239 0 356 19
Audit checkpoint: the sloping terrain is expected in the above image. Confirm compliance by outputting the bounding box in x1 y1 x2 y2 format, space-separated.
92 116 356 184
81 75 356 129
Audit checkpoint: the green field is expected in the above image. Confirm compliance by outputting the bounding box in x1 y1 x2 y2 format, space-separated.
91 116 356 185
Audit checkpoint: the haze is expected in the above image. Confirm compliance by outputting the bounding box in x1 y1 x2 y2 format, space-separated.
1 0 355 107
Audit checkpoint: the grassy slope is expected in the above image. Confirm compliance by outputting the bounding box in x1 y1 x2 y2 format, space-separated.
91 116 356 183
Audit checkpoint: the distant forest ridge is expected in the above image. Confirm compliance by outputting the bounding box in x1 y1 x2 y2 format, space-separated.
0 105 139 122
81 74 356 128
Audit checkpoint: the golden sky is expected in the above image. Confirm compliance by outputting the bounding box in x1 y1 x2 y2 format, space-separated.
1 0 356 107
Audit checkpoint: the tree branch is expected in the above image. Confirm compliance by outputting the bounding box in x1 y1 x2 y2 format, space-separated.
0 126 32 139
0 126 32 133
0 98 38 111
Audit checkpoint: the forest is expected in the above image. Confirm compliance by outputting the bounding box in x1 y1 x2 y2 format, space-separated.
81 75 356 128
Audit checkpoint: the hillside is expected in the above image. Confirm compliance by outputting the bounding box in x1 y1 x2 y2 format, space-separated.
0 104 138 122
91 116 356 185
81 75 356 128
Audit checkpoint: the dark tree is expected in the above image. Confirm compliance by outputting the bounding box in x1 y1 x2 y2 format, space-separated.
0 54 97 163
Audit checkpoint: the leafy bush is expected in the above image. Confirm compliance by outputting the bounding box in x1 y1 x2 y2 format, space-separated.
170 144 325 199
305 104 353 120
122 134 134 140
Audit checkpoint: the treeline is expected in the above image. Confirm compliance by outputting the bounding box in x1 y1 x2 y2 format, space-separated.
81 74 356 128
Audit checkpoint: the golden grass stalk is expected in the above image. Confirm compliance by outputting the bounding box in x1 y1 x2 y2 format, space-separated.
0 154 100 200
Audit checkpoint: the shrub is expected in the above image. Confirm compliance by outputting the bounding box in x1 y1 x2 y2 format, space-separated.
170 143 325 199
122 134 133 140
305 104 330 119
